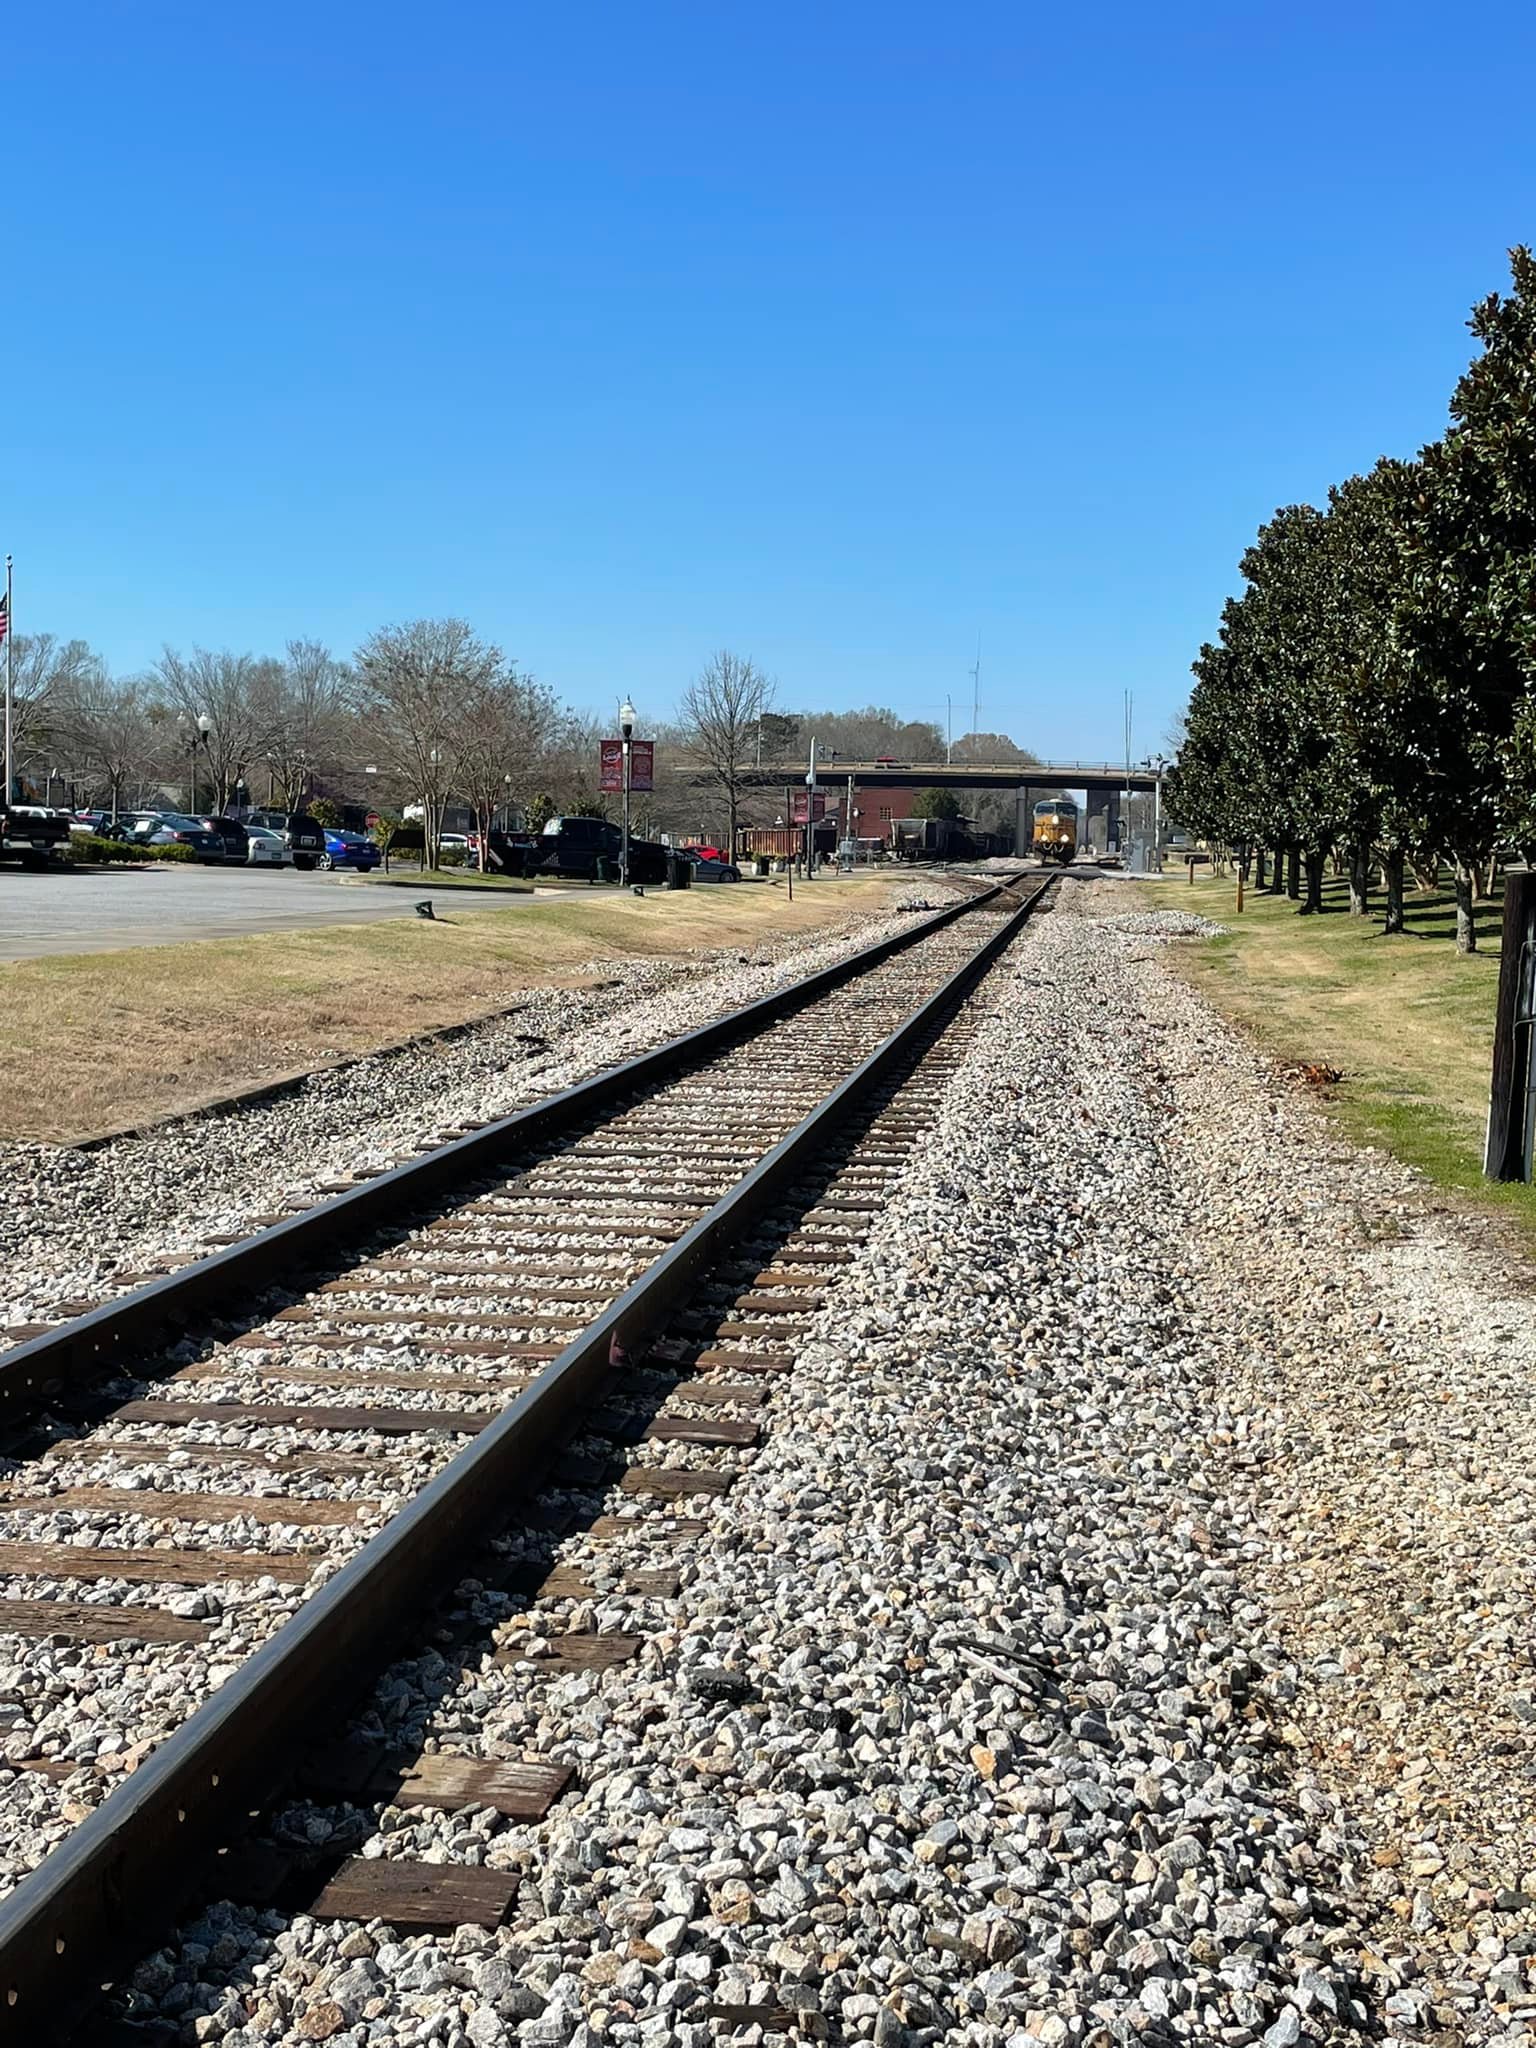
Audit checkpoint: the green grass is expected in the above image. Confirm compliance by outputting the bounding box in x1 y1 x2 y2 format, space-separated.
1143 867 1536 1231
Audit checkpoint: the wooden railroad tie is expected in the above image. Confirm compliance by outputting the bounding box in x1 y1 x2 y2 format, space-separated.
5 1486 364 1526
303 1739 571 1821
496 1632 643 1673
0 1540 313 1586
0 1597 209 1645
530 1564 679 1601
620 1467 732 1498
108 1398 492 1438
588 1513 709 1541
307 1858 518 1932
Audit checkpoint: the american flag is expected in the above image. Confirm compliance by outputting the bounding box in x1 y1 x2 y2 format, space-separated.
0 592 8 645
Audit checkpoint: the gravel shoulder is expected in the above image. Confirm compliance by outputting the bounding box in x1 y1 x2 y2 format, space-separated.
70 882 1536 2046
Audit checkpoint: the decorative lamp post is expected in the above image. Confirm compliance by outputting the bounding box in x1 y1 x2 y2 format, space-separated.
182 713 211 816
619 699 636 888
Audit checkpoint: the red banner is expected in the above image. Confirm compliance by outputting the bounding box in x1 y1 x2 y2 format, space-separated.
599 738 655 793
791 790 827 823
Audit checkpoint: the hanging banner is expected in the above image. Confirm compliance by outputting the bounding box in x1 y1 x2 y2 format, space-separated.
791 790 827 823
599 738 655 793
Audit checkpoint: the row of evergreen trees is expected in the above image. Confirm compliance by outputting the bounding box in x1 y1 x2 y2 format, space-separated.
1167 248 1536 951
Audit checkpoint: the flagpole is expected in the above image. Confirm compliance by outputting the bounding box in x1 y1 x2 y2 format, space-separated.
3 555 12 806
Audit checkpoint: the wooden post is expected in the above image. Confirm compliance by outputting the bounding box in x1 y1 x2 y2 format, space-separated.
1485 871 1536 1179
1236 870 1245 913
1187 858 1196 885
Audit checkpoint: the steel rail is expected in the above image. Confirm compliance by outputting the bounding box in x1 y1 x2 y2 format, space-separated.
0 877 1021 1421
0 874 1051 2036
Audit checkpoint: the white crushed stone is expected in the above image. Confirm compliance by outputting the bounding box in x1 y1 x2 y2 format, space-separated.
94 883 1536 2045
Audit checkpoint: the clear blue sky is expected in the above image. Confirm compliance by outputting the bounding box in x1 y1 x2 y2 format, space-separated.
6 2 1535 758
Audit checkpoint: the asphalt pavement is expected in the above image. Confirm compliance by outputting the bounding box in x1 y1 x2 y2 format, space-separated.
0 867 537 960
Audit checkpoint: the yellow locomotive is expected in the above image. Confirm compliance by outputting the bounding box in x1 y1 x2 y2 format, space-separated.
1031 797 1078 864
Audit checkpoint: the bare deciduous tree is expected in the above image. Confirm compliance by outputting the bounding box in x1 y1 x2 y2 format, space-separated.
54 671 155 822
5 635 101 795
457 669 561 867
152 647 276 811
678 651 774 853
261 640 356 808
354 619 504 866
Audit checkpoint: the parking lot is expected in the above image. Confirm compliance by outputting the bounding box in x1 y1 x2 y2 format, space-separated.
0 866 536 960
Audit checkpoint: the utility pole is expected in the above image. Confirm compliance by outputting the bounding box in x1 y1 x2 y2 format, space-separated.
969 638 980 746
1123 689 1134 862
945 694 952 764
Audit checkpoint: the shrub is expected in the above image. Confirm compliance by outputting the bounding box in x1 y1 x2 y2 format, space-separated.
67 835 195 865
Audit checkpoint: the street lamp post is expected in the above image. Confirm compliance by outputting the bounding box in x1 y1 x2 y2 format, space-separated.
805 736 818 880
182 713 211 816
619 699 636 889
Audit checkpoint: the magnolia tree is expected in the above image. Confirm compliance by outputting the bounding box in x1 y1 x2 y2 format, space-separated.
1169 247 1536 951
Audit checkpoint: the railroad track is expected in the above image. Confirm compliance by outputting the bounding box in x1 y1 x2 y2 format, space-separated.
0 873 1053 2038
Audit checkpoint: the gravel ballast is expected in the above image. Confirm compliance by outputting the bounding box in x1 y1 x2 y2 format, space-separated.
0 887 965 1329
90 881 1536 2043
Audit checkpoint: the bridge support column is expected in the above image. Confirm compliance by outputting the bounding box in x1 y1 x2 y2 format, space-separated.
1015 785 1033 857
1086 792 1122 855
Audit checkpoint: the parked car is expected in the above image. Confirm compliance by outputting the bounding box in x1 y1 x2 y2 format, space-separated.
123 811 225 861
70 810 130 839
500 816 668 883
243 807 326 871
195 815 249 862
319 829 381 872
682 849 742 883
245 826 293 868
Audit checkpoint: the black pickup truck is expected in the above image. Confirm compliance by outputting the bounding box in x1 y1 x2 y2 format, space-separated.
0 804 70 867
493 815 668 882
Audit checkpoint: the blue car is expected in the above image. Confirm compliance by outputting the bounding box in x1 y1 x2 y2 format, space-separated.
318 829 381 872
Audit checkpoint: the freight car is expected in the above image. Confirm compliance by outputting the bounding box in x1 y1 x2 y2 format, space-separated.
890 816 1007 863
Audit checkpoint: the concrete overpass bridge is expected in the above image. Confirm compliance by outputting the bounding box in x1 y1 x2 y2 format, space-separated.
742 758 1163 794
741 758 1165 852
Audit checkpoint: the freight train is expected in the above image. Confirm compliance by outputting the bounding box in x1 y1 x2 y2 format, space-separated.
1031 797 1078 864
890 816 1009 863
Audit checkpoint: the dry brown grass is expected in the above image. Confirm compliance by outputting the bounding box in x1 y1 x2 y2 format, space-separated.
2 876 912 1145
